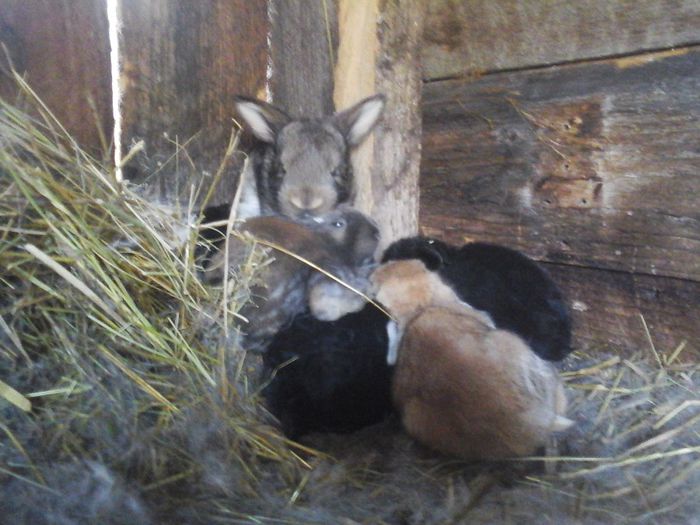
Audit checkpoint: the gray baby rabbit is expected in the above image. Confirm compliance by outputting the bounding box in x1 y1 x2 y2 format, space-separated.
204 206 379 351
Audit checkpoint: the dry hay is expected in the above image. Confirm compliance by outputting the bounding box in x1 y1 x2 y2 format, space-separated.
0 85 698 525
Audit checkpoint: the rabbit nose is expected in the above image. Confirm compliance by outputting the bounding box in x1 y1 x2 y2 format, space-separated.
289 189 325 213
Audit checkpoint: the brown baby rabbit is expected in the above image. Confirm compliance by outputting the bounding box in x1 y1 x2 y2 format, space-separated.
371 259 573 460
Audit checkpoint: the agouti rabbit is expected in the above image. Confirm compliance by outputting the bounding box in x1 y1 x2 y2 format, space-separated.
203 206 379 351
233 94 385 220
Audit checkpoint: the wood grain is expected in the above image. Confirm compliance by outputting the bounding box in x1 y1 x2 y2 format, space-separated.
423 0 700 79
542 262 699 358
334 0 424 249
0 0 112 154
421 47 700 282
119 0 268 204
269 0 338 117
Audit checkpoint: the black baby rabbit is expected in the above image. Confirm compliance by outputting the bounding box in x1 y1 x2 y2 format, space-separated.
262 303 392 438
382 237 572 361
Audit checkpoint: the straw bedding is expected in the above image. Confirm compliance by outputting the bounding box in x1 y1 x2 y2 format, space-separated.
1 87 698 524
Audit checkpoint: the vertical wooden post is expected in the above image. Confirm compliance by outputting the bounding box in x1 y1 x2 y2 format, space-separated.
268 0 337 117
334 0 424 247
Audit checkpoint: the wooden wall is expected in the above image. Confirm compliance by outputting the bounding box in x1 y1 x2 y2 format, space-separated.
421 1 700 356
268 0 337 118
1 0 422 225
119 0 269 203
423 1 700 79
0 1 269 205
4 0 696 356
0 0 112 155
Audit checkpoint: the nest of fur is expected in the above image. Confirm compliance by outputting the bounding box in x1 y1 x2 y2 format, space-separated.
1 86 698 524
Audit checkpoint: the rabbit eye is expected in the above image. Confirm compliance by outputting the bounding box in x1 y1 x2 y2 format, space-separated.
332 219 346 228
272 159 286 178
331 165 344 181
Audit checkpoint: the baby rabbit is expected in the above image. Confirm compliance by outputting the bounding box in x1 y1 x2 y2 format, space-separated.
233 94 385 220
371 259 573 460
203 206 379 351
258 235 571 438
262 303 393 438
382 237 572 361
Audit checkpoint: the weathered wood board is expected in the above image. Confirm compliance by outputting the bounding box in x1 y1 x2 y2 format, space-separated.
119 0 268 204
421 47 700 282
544 263 699 356
334 0 424 248
421 46 700 354
0 0 112 154
423 0 700 80
269 0 338 118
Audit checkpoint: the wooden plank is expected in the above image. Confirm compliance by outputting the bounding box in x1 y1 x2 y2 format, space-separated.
0 0 112 154
541 263 699 359
269 0 337 117
421 47 700 282
423 0 700 80
334 0 424 248
119 0 268 204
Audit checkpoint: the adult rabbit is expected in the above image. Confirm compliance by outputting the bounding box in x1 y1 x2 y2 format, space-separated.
233 94 385 220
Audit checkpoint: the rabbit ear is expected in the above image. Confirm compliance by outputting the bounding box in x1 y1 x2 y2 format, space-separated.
333 94 385 147
418 246 444 271
234 96 292 143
